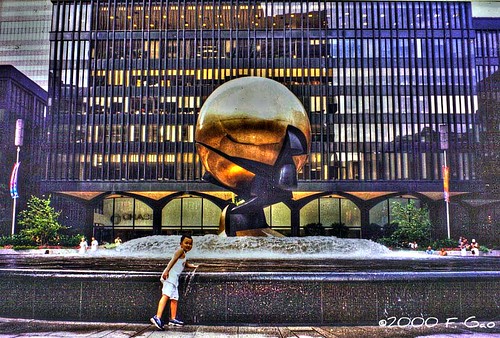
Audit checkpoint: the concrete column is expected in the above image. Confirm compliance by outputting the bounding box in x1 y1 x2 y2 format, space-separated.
290 206 300 236
152 205 162 235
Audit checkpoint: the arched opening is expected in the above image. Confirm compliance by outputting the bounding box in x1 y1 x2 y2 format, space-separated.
263 202 291 235
93 196 153 242
161 196 221 234
369 196 422 226
300 196 361 237
365 196 422 240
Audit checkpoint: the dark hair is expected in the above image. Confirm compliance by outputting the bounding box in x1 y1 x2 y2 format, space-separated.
180 234 192 243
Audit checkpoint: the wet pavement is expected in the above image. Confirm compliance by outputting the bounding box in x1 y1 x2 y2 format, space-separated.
0 317 499 338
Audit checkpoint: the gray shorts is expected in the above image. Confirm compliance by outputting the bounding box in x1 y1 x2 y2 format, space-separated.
161 280 179 300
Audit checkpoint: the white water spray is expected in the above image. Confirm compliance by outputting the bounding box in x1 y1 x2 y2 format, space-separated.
109 234 401 259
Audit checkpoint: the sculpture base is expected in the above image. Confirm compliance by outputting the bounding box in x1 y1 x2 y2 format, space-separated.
219 205 271 236
235 228 285 237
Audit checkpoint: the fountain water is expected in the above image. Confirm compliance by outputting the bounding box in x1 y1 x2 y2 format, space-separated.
112 235 393 259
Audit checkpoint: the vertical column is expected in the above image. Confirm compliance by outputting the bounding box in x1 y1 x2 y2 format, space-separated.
152 204 163 235
290 205 300 237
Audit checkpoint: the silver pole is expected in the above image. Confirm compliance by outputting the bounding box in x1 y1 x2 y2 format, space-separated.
11 146 20 235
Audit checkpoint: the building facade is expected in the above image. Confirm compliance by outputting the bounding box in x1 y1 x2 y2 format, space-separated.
0 0 52 91
0 65 47 235
44 0 499 244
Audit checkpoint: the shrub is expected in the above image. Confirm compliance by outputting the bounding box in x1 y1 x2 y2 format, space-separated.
377 236 399 248
13 245 39 250
330 222 349 238
432 238 457 250
479 245 490 253
304 223 326 236
0 234 36 247
54 234 83 247
362 223 383 240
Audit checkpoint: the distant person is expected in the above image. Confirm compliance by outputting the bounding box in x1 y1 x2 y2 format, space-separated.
78 237 88 254
425 246 434 255
470 239 479 256
439 248 448 256
114 237 122 246
90 237 99 253
409 241 418 250
460 237 468 256
150 234 199 330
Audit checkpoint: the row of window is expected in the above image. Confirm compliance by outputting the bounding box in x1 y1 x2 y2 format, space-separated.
92 37 472 61
78 2 470 32
96 195 418 233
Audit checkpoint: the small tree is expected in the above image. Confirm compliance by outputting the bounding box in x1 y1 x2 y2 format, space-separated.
18 195 66 246
390 200 431 245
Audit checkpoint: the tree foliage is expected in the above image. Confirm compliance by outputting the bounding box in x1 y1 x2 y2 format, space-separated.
17 195 66 246
390 200 431 245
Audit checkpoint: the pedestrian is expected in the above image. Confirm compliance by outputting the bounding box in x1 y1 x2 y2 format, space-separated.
150 234 199 330
425 246 434 255
90 237 99 253
78 237 88 254
439 248 448 256
470 239 479 256
460 237 468 256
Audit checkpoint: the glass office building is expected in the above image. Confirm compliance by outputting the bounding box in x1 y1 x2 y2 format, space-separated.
44 0 498 242
0 0 52 91
0 65 47 234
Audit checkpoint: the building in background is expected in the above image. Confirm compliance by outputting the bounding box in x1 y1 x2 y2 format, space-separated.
0 65 47 234
472 17 500 239
0 0 52 91
42 0 499 244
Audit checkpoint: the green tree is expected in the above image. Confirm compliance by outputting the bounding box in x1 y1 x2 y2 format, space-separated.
17 195 66 246
390 200 431 245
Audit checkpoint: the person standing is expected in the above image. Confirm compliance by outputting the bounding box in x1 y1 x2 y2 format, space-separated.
150 234 198 330
90 237 99 253
78 237 88 254
470 239 479 256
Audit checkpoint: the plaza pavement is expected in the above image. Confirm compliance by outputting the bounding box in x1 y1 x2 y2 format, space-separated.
0 317 499 338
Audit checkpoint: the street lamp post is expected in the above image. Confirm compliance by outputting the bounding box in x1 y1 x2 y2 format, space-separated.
11 119 24 235
439 124 451 239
